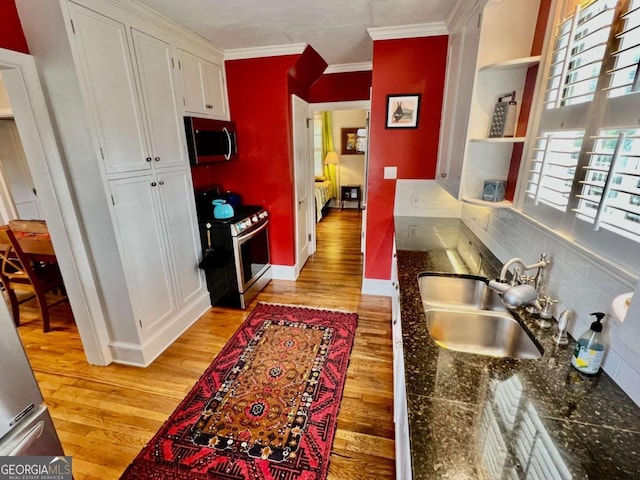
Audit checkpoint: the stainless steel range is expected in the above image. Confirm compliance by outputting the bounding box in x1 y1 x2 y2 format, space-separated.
196 189 271 309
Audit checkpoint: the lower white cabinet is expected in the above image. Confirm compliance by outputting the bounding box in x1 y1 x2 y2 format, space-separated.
108 169 204 337
391 248 412 480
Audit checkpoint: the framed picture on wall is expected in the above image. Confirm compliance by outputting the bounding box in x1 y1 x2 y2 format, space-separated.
341 128 366 154
386 94 421 128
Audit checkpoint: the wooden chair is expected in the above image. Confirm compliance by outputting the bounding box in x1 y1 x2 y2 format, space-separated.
0 227 35 326
0 223 67 332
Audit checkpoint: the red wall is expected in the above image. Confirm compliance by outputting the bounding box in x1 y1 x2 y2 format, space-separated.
309 71 372 103
365 36 448 280
192 48 326 267
0 0 29 53
192 55 297 266
505 0 552 201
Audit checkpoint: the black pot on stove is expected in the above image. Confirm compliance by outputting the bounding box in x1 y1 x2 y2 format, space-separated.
219 191 242 207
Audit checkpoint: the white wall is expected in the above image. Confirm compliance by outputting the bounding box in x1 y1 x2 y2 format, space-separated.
398 179 640 406
332 109 366 208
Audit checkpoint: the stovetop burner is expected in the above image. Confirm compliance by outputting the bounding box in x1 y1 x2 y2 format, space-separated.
194 187 268 236
201 205 263 224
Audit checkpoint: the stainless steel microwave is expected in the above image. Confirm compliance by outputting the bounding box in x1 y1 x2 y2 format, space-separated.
184 117 238 165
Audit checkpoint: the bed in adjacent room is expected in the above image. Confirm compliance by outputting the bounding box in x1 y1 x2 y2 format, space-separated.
314 177 334 222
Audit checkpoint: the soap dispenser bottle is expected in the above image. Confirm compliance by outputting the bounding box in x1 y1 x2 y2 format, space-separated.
571 312 606 375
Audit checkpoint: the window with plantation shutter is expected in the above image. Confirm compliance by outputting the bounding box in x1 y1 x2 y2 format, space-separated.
544 1 615 108
521 0 640 272
527 130 585 212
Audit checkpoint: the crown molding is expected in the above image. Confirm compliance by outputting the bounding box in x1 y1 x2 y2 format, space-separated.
324 63 372 74
367 22 448 41
79 0 225 57
446 0 489 33
224 43 307 61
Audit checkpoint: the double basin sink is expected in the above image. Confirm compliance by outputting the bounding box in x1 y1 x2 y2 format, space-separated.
418 273 543 360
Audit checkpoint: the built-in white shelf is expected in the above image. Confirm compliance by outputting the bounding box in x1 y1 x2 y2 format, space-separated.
462 197 513 208
479 56 541 73
469 137 526 143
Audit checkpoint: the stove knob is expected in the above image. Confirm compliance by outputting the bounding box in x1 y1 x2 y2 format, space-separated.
244 220 252 229
251 215 258 223
236 223 245 231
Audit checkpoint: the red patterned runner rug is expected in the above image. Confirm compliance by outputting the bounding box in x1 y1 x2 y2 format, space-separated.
120 302 358 480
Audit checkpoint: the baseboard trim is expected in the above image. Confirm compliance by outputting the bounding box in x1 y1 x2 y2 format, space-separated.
361 277 393 297
109 292 211 367
271 264 297 281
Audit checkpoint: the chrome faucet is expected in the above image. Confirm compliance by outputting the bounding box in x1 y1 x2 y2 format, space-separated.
488 254 552 312
499 254 551 292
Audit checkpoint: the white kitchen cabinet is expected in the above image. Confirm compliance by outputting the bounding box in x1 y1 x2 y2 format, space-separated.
67 2 186 176
179 49 229 119
438 0 542 207
60 0 210 362
154 169 204 308
109 174 177 335
437 2 482 198
391 246 412 480
130 28 186 171
67 3 151 175
109 169 204 337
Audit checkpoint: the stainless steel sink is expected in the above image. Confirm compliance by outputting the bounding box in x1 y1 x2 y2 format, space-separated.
424 309 542 359
418 273 505 311
418 273 543 359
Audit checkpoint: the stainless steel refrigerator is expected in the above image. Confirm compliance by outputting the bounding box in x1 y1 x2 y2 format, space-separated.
0 301 64 456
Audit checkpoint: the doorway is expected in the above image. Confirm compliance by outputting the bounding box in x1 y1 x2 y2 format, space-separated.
0 48 109 365
0 116 42 221
309 101 370 258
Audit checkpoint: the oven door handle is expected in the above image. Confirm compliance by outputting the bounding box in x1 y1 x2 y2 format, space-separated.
236 219 269 243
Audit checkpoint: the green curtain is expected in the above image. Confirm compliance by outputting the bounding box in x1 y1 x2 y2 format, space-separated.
322 111 338 199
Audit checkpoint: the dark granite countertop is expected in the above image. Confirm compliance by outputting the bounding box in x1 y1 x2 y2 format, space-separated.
394 216 640 479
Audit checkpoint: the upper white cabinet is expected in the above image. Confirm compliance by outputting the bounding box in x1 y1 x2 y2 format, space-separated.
68 3 187 176
437 0 542 207
67 3 153 175
130 28 186 170
179 49 229 119
437 3 483 198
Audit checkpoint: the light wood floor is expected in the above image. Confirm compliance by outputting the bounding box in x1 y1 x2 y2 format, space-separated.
15 208 395 480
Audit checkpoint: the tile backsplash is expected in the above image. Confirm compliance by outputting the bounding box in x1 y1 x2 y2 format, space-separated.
395 180 640 406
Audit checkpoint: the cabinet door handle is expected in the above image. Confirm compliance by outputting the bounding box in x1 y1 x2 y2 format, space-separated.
151 181 157 187
146 157 152 162
154 157 160 162
206 104 212 109
158 180 165 185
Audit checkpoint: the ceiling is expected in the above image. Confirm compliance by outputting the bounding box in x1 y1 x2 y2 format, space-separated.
135 0 464 66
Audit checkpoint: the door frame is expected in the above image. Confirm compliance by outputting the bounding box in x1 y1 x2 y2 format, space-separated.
308 100 371 255
0 47 111 365
292 94 312 279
